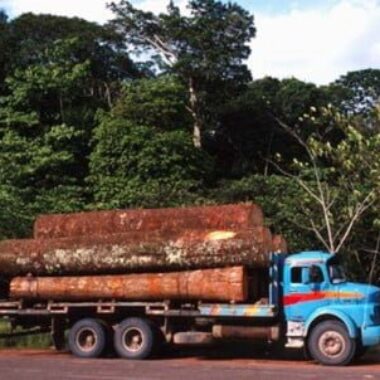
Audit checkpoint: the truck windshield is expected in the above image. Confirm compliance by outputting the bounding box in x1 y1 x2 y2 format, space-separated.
328 263 347 284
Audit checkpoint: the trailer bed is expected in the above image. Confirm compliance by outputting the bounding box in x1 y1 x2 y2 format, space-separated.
0 300 277 318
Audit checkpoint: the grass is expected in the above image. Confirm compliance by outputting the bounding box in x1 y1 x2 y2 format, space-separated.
0 320 51 349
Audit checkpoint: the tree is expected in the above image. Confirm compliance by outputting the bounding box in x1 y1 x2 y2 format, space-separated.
3 39 92 126
7 13 141 106
270 107 379 254
0 39 93 227
112 75 191 131
334 69 380 117
88 114 213 209
216 77 333 177
0 11 9 93
88 74 212 209
0 184 32 239
109 0 255 147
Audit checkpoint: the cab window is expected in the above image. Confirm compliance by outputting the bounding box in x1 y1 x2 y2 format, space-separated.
291 267 304 284
309 265 324 283
291 266 324 284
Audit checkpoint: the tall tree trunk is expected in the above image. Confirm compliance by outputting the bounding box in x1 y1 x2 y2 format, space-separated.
188 77 202 148
58 93 65 123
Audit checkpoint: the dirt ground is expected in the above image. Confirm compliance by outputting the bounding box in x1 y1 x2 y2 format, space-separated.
1 345 380 380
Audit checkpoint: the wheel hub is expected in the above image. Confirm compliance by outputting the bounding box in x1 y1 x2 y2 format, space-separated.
76 328 97 352
319 331 345 357
123 327 144 352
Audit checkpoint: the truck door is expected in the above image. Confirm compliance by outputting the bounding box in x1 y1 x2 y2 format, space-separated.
284 264 330 323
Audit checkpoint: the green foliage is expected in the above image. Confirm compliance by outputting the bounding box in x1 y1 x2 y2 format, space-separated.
273 106 379 271
0 185 32 239
0 321 50 348
7 13 139 84
334 69 380 117
3 39 91 127
216 77 333 176
0 39 92 233
109 0 256 145
0 11 9 92
109 0 254 82
0 124 86 213
112 75 191 131
88 114 213 209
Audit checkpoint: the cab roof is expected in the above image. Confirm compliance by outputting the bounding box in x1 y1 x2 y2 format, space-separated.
285 251 333 266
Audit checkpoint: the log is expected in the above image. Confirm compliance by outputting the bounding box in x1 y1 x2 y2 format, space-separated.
272 235 288 253
10 266 247 302
0 228 273 277
34 204 264 239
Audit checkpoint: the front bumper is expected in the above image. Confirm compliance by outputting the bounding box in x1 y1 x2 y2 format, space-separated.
361 325 380 347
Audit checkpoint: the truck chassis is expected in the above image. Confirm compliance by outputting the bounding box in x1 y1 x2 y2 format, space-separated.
0 299 280 359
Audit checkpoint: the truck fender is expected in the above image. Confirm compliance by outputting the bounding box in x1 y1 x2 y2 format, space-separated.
304 308 358 339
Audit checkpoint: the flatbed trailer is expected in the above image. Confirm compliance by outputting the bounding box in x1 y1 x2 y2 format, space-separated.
0 298 279 343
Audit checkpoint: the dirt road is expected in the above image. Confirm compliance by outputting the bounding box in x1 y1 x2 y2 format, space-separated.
1 347 380 380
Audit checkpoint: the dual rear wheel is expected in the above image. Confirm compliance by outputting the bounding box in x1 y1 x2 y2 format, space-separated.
68 317 156 360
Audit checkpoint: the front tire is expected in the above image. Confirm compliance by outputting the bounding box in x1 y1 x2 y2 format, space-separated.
307 320 356 366
114 317 155 360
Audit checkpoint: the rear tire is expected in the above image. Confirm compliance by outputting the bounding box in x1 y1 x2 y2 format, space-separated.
68 318 107 358
307 320 356 366
114 317 155 360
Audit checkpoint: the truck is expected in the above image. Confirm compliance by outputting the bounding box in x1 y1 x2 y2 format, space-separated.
1 250 380 366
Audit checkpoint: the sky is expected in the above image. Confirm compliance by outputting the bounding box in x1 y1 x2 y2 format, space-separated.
1 0 379 85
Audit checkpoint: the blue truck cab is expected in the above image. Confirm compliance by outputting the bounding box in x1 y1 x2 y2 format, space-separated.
281 250 380 365
199 250 380 366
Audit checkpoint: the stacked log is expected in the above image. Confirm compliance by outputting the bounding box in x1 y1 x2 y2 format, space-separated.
10 266 247 302
272 235 288 254
33 204 264 239
0 227 273 277
0 203 288 302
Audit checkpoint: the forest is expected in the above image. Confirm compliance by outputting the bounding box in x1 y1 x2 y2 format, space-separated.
0 0 379 282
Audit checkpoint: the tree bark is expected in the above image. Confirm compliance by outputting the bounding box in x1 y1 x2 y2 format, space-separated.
188 76 203 148
10 266 247 302
58 93 65 123
34 204 264 240
272 235 288 253
0 227 273 277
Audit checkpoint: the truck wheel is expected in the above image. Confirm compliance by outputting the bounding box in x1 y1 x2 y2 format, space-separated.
114 318 155 360
68 319 107 358
307 320 356 366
